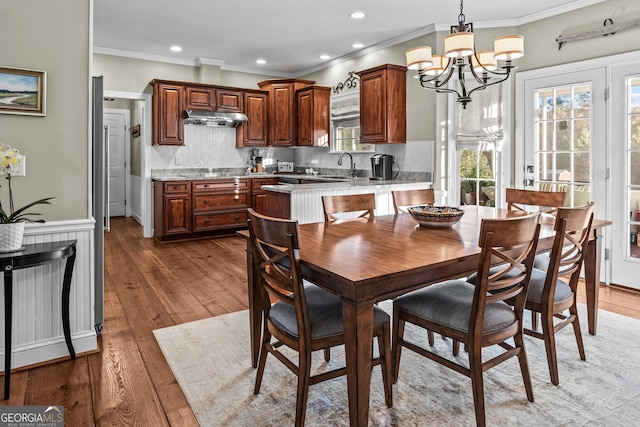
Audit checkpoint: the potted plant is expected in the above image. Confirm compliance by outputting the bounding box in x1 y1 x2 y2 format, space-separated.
0 144 53 252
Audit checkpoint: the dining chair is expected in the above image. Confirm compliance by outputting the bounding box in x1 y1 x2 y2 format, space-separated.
321 193 376 223
506 187 566 214
247 209 393 426
392 212 541 427
521 202 594 385
391 188 435 214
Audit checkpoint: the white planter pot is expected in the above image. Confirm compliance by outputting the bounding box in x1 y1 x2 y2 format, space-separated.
0 222 25 252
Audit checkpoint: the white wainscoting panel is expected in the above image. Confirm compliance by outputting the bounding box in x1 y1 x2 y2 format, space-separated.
0 219 97 371
130 175 143 224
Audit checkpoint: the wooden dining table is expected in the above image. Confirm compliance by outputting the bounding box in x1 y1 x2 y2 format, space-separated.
241 205 611 427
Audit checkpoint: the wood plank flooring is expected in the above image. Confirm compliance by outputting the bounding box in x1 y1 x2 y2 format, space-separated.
1 216 639 425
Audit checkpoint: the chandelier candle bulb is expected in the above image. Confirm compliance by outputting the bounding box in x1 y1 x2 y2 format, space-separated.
494 35 524 60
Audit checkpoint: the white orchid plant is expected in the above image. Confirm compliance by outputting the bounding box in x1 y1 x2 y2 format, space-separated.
0 144 53 223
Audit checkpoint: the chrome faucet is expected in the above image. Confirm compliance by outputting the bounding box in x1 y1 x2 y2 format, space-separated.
338 152 357 177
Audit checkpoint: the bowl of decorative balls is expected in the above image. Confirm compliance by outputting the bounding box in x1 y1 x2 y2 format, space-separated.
407 206 465 228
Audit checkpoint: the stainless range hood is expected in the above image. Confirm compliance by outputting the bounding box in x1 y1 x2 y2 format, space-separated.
184 109 248 127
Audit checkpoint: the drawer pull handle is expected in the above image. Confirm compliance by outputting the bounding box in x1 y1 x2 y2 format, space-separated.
203 200 209 204
235 216 240 220
203 184 210 188
234 195 240 201
204 219 211 224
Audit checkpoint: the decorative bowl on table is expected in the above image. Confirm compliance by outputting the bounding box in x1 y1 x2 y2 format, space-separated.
407 206 465 228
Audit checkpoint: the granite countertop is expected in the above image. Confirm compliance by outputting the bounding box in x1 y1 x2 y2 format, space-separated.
262 178 432 194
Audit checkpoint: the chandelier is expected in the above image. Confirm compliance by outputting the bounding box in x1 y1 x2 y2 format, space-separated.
406 0 524 108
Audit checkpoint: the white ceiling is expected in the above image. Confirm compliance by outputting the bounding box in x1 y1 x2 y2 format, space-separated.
93 0 605 77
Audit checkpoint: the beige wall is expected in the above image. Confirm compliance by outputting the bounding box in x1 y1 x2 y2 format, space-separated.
0 0 90 221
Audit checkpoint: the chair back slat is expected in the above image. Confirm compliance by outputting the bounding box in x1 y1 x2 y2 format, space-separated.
247 209 309 319
391 189 435 213
322 193 376 223
506 188 565 213
471 213 541 335
546 202 594 291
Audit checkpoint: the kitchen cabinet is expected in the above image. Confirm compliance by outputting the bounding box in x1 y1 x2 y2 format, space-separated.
151 81 185 146
251 177 278 214
356 64 407 144
192 179 249 233
216 88 243 112
296 86 330 147
258 78 315 146
185 86 215 110
237 90 269 147
154 181 191 238
265 191 291 219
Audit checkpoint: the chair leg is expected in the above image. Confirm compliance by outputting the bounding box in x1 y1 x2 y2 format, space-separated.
453 339 460 356
379 323 393 408
295 350 312 427
513 331 534 402
323 348 331 362
253 333 271 394
392 307 404 384
541 310 560 386
468 347 486 427
531 310 539 332
569 304 586 361
427 330 435 346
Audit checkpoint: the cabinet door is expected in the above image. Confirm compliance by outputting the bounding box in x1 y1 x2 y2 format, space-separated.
271 84 294 146
237 92 268 147
296 89 313 146
186 86 215 110
153 83 184 145
359 70 387 144
164 195 191 234
253 193 269 215
217 89 243 112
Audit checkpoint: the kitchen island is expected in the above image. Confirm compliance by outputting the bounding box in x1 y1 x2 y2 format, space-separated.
262 178 436 224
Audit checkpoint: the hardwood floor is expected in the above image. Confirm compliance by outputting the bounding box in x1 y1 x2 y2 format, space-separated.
1 216 639 425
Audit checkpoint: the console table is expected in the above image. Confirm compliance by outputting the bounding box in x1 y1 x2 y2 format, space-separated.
1 239 77 399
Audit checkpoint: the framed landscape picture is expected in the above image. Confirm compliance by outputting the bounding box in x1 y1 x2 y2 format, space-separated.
0 67 46 116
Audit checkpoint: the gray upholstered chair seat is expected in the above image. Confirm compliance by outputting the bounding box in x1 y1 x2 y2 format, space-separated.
467 267 573 305
269 284 390 339
393 281 517 334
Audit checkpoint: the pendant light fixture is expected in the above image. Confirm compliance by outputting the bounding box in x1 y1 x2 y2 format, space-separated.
406 0 524 108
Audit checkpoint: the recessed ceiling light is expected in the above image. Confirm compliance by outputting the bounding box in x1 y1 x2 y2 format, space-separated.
350 11 365 19
256 59 266 65
352 43 364 49
320 54 331 60
170 45 182 52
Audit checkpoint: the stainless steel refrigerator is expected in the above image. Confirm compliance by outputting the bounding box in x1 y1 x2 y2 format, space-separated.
92 76 106 334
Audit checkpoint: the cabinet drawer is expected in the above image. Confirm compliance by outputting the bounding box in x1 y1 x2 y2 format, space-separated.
193 179 249 192
251 177 278 190
193 193 249 211
194 211 248 231
163 182 190 193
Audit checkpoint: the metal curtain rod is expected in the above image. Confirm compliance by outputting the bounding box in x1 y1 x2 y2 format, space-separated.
556 17 640 50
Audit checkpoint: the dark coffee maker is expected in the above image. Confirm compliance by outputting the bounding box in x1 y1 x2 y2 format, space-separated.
370 154 394 180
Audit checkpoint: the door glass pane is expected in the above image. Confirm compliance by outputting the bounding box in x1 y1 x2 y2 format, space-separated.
459 150 496 206
627 77 640 259
533 83 592 207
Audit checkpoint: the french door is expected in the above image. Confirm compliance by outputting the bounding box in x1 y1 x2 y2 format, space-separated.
611 63 640 288
517 66 608 279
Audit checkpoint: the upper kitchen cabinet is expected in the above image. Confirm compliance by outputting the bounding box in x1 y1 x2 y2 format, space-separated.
296 85 330 147
258 78 315 146
216 89 243 112
237 89 269 147
356 64 407 144
151 80 185 146
185 86 243 112
185 85 215 110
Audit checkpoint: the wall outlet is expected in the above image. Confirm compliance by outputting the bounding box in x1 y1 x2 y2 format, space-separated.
12 156 26 176
175 156 182 165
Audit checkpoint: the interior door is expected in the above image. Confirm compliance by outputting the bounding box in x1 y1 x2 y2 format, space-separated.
610 63 640 288
104 109 128 217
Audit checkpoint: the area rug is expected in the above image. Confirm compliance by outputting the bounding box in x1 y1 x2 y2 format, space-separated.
154 302 640 426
